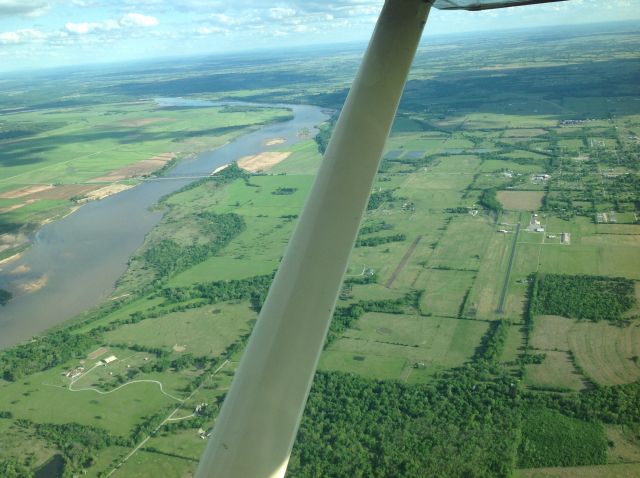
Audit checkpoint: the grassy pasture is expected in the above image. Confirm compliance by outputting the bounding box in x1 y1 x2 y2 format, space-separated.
419 269 475 317
465 217 516 319
606 425 640 465
480 159 545 173
538 242 640 280
0 366 176 437
103 302 256 357
321 312 488 382
428 215 495 271
525 351 585 391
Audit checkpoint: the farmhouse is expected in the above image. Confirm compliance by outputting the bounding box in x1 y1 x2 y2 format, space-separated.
102 355 117 365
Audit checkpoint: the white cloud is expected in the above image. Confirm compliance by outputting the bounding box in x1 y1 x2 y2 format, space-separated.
196 25 228 35
65 20 118 34
268 7 296 20
0 28 46 44
0 31 20 43
120 12 158 27
64 13 157 35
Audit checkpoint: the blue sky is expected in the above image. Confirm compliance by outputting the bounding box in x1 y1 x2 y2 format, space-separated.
0 0 638 72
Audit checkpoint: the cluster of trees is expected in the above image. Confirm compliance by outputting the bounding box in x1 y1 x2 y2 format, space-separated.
358 220 393 236
161 273 274 311
0 288 12 306
130 408 170 444
272 187 298 195
531 273 636 321
479 188 503 213
355 233 406 248
445 206 472 214
143 212 245 278
367 189 397 210
0 331 95 381
287 369 520 477
0 458 32 478
343 272 378 285
517 407 607 468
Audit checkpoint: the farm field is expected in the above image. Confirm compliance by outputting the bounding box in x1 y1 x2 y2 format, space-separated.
0 21 639 478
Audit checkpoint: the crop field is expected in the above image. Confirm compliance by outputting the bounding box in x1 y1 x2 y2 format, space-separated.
497 191 545 211
568 321 640 385
530 315 640 386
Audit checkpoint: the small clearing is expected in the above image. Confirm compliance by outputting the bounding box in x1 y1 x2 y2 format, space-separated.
238 151 292 172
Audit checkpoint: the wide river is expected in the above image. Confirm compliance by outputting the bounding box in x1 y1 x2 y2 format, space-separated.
0 99 328 349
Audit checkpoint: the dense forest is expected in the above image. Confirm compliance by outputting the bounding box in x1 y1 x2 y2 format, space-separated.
531 273 636 321
0 331 95 381
287 368 520 478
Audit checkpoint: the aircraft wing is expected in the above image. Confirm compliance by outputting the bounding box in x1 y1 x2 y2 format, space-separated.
433 0 568 10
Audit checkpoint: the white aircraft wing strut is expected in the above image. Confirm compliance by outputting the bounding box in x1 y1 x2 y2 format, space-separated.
196 0 568 476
